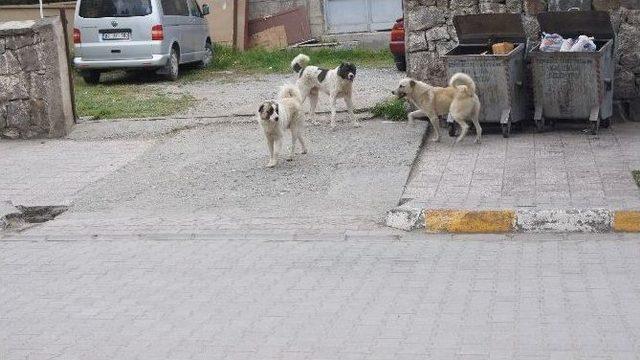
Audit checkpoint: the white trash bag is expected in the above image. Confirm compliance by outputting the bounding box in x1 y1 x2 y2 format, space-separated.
540 32 564 52
560 38 576 52
570 35 596 52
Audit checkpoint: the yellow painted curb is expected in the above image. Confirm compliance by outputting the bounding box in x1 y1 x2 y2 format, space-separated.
425 210 516 233
613 211 640 232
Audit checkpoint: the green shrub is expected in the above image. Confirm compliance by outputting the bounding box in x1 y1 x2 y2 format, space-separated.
371 98 407 121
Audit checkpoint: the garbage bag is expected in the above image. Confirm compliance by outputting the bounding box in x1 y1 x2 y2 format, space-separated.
540 32 563 52
560 38 576 52
570 35 596 52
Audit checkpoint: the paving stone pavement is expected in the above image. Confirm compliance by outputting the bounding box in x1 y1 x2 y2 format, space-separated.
0 139 155 206
401 122 640 211
1 118 425 235
2 233 640 360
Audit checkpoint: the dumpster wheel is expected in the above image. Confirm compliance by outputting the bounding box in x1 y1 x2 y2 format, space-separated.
601 117 611 129
501 122 511 138
535 118 545 133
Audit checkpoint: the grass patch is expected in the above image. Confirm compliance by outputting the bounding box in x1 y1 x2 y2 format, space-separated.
73 45 392 119
371 98 407 121
180 44 394 81
633 170 640 188
75 78 194 119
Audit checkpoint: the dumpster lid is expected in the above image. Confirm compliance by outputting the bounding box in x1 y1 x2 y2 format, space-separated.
453 13 526 44
537 11 614 39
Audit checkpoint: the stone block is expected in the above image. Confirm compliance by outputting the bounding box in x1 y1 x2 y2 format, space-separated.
425 26 450 41
15 46 39 72
4 33 34 50
593 0 621 10
480 2 506 13
0 74 29 102
548 0 592 11
614 68 638 99
524 0 546 14
0 105 6 129
0 49 21 75
406 6 448 32
629 98 640 121
407 31 429 52
29 99 47 130
507 0 524 13
450 0 477 9
620 0 640 9
523 15 541 40
626 10 640 25
6 100 30 129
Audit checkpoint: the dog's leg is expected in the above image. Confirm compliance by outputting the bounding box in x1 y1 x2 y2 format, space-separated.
295 127 308 154
329 94 338 129
426 111 440 142
345 95 359 127
456 121 469 144
472 118 482 144
408 109 424 127
287 130 296 161
266 137 277 168
309 91 319 125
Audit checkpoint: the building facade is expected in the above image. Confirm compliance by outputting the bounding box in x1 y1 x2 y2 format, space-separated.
248 0 403 39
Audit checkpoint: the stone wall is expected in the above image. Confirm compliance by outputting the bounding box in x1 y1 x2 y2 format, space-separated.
405 0 640 104
0 17 74 139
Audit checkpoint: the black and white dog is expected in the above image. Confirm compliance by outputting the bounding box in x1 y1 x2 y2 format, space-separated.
291 54 358 128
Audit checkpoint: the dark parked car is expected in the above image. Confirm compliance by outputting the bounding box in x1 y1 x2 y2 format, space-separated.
390 17 406 71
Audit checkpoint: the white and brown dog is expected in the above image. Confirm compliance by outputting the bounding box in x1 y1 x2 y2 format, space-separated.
392 73 482 143
257 84 308 168
291 53 358 128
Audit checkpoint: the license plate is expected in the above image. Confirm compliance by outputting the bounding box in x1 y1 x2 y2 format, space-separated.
102 32 130 40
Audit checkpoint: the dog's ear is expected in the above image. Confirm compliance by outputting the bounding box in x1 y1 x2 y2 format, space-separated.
409 80 416 88
258 104 265 113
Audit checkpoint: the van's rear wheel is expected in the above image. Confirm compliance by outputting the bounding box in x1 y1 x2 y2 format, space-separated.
164 47 180 81
81 71 101 85
198 42 213 68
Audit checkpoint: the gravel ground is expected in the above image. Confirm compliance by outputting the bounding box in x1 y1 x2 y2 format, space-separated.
165 67 403 118
68 117 427 226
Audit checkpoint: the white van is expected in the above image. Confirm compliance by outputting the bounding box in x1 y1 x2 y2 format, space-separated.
73 0 212 83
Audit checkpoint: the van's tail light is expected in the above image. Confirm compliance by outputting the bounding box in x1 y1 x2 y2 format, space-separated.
73 28 81 44
151 25 164 41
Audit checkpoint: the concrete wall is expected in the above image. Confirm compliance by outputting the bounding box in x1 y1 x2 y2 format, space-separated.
0 2 76 45
404 0 640 105
0 17 75 139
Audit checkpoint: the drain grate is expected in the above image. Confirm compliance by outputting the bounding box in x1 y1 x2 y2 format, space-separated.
1 205 68 231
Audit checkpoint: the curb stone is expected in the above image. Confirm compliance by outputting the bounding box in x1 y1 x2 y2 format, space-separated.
385 207 640 233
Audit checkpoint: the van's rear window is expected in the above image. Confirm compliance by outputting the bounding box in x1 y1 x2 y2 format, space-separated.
79 0 152 17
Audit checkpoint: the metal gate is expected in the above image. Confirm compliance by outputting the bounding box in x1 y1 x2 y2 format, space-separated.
324 0 402 34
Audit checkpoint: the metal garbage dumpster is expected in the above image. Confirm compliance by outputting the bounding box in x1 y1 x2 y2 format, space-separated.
529 11 615 134
443 13 528 138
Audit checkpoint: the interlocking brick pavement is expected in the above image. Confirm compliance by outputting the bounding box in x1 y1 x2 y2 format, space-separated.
2 233 640 359
401 122 640 211
0 139 155 206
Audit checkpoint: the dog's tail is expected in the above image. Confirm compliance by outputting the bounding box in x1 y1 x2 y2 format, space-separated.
291 54 310 75
449 72 476 96
279 83 302 103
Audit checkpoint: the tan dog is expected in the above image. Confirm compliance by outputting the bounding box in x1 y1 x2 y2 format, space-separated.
257 84 308 168
392 73 482 143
